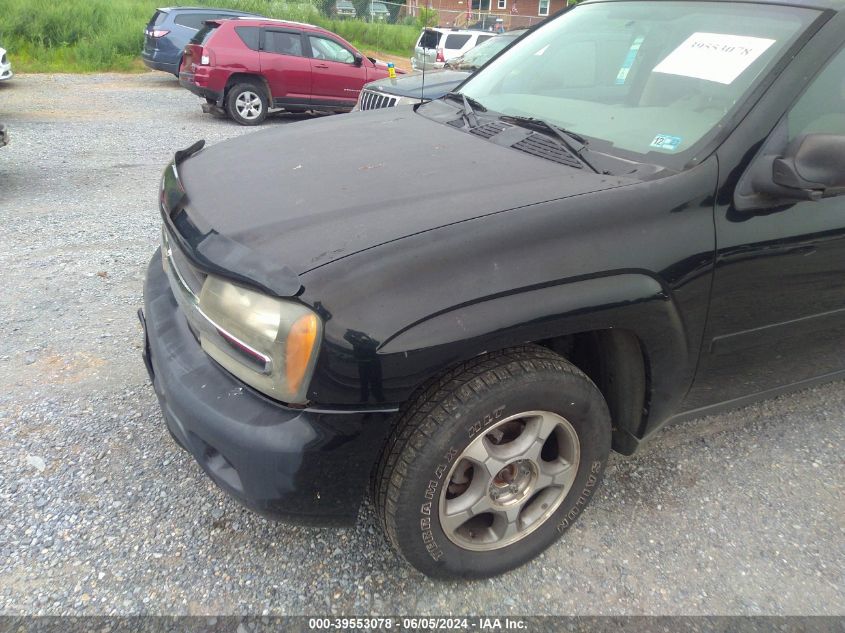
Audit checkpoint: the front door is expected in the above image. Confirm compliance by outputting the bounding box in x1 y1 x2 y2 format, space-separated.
306 34 367 107
685 44 845 409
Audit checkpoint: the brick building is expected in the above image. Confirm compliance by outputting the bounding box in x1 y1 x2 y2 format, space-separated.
405 0 571 30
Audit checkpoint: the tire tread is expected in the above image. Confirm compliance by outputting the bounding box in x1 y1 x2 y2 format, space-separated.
373 345 591 560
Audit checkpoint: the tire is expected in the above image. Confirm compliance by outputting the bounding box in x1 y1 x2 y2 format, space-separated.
374 345 611 579
225 82 268 126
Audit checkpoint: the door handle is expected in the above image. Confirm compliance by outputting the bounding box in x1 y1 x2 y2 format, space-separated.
315 64 330 69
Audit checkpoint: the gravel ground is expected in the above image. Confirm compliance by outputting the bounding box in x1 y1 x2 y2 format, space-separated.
0 73 843 617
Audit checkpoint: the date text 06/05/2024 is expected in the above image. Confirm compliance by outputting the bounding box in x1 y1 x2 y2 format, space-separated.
307 617 528 630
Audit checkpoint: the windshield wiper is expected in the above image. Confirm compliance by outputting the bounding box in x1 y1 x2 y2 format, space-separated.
444 92 487 112
444 91 486 128
499 115 599 172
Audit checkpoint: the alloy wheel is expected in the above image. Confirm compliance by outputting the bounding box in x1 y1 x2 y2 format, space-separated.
235 91 263 120
438 410 580 551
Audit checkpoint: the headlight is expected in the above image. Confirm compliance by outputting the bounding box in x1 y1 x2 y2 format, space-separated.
197 275 322 404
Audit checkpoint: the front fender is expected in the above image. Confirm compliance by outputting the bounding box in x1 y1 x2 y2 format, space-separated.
378 272 690 434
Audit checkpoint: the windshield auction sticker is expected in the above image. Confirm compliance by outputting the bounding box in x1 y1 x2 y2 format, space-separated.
653 32 776 84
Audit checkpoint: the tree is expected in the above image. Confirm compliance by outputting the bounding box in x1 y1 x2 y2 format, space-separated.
418 7 438 26
317 0 336 17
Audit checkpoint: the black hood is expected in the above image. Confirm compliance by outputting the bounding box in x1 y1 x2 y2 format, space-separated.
365 70 470 100
175 107 638 294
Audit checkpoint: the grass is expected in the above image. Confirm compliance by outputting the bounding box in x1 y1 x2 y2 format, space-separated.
0 0 419 73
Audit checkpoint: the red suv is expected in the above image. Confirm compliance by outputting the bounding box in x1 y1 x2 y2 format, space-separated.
179 18 398 125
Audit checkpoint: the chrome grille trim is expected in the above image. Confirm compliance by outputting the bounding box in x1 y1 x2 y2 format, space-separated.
168 237 206 296
160 227 273 374
161 227 199 305
359 89 399 110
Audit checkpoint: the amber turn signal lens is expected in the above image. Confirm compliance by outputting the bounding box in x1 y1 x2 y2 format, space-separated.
286 313 320 394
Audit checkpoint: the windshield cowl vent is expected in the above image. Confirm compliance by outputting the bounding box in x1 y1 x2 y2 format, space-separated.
470 121 513 139
513 133 584 169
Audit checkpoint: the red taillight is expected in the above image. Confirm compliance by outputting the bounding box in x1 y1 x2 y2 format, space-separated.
150 29 170 38
435 48 445 62
184 45 212 71
195 46 212 66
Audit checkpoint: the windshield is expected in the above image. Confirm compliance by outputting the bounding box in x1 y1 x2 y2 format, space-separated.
454 32 523 70
458 1 818 163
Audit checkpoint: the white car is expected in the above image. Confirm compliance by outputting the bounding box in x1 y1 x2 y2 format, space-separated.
411 28 496 71
0 48 12 82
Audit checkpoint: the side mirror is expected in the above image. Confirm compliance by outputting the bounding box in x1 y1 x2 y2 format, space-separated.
755 134 845 202
353 54 363 66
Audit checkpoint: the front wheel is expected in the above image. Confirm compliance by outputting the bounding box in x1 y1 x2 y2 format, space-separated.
225 83 268 126
374 345 611 579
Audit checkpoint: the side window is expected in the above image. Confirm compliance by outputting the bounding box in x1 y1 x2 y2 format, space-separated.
476 35 493 46
308 36 355 64
265 30 304 57
444 34 472 51
173 13 213 30
788 47 845 139
235 26 260 52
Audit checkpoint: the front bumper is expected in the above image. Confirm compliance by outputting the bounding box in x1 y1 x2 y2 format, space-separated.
0 66 12 82
141 251 396 525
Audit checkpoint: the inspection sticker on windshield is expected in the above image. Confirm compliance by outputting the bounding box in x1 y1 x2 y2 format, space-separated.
616 36 645 85
650 134 683 151
653 32 776 85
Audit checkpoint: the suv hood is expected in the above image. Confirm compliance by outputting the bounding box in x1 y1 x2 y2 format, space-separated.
366 70 469 99
174 107 637 294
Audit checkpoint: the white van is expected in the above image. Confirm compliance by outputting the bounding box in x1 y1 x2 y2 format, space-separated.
412 28 496 71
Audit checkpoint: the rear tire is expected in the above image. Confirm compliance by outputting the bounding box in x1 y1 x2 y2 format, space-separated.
225 82 268 126
374 345 612 579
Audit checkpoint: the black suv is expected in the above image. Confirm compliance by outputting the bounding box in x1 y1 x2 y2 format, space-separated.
141 0 845 579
